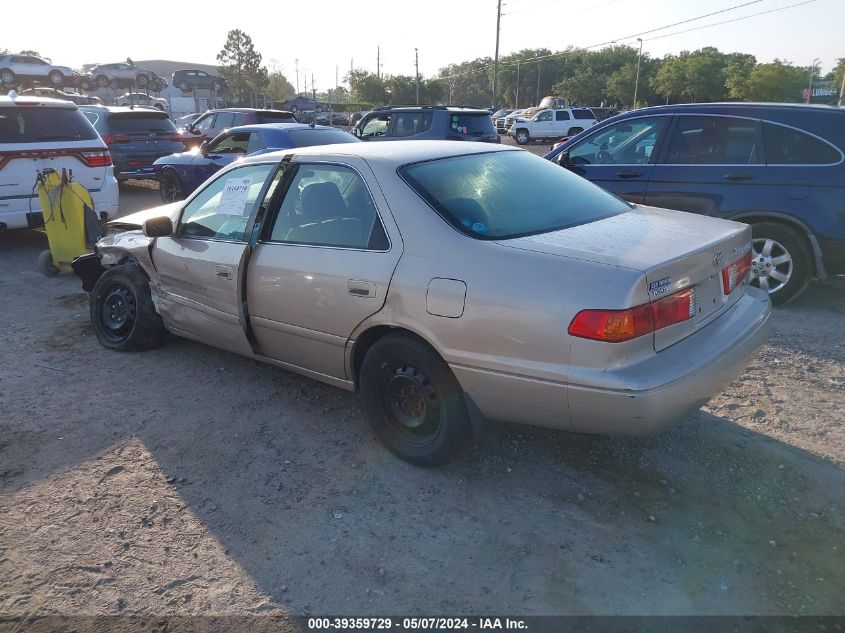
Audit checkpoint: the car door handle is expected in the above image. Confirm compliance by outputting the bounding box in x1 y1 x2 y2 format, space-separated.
215 265 233 280
348 279 376 298
616 170 642 178
724 171 757 181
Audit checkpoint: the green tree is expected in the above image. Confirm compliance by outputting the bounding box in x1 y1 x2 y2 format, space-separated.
743 60 807 102
346 69 387 105
267 71 295 103
217 29 268 105
724 53 757 100
831 58 845 104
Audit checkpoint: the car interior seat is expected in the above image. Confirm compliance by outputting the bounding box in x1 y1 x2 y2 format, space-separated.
285 182 363 247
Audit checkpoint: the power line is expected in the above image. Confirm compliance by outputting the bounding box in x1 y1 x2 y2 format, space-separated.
439 0 769 80
642 0 820 41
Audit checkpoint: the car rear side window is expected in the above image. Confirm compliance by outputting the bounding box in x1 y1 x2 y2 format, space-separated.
555 111 570 121
391 112 433 137
0 107 98 143
400 150 628 240
762 122 841 165
573 109 595 120
287 129 360 147
448 113 495 137
665 116 761 165
108 113 176 136
255 111 296 123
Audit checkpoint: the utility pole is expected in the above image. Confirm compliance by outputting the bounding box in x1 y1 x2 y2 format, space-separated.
312 73 316 102
633 38 643 109
492 0 502 108
295 59 299 95
536 61 541 106
807 58 820 103
377 46 380 79
515 60 520 109
415 48 420 105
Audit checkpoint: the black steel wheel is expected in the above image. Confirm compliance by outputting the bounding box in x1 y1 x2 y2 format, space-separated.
359 333 470 466
90 264 163 351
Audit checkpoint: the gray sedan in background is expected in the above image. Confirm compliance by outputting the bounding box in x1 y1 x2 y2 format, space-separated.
73 142 771 465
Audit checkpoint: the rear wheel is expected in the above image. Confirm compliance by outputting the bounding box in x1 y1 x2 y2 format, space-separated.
37 250 59 277
0 69 15 85
159 170 185 202
515 128 530 145
568 127 583 135
90 263 163 351
49 70 64 86
97 75 109 88
750 222 811 304
359 333 470 466
136 74 148 88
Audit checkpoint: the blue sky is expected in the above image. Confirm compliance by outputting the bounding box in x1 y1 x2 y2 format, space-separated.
5 0 840 91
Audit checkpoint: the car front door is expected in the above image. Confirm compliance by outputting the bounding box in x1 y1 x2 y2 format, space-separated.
532 110 554 139
190 112 216 143
247 158 402 380
190 131 250 187
559 115 671 203
151 162 279 355
643 115 766 217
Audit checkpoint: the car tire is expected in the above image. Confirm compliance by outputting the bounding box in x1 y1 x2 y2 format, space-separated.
158 170 186 203
515 129 530 145
37 250 60 277
79 77 92 91
0 69 15 85
750 222 812 305
569 127 583 135
97 75 109 88
359 333 470 466
136 74 148 88
90 263 164 352
49 70 64 86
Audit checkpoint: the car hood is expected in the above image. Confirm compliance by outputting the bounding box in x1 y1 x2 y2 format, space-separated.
154 150 199 166
106 202 182 231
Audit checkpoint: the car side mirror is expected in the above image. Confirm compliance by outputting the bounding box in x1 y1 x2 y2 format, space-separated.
557 150 571 167
142 216 173 238
199 141 210 156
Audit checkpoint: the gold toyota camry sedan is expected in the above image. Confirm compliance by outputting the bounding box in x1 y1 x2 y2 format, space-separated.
73 141 771 465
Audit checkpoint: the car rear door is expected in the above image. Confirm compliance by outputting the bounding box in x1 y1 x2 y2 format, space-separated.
560 114 671 203
553 110 571 137
150 162 280 356
644 114 766 217
246 156 402 380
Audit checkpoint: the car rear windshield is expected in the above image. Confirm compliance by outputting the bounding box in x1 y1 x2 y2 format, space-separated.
448 112 496 137
107 113 177 136
0 106 98 143
255 111 296 123
400 150 628 240
572 109 595 119
286 128 359 147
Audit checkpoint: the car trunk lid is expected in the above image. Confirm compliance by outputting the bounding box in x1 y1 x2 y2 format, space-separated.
497 205 753 351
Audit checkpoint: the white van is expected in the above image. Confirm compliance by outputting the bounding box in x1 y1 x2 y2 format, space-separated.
0 93 118 230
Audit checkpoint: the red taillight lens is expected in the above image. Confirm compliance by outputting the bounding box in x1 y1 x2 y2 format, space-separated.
568 287 696 343
100 134 130 145
721 250 752 294
77 150 112 167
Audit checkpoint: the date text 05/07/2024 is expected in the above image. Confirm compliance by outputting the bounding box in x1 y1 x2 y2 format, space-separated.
306 617 528 630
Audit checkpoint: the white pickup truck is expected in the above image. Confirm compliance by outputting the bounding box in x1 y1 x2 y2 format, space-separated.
507 106 597 145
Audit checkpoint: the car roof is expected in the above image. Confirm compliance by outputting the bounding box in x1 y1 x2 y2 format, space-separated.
79 105 167 115
212 107 295 114
243 139 518 166
621 102 845 116
0 94 78 109
227 123 344 134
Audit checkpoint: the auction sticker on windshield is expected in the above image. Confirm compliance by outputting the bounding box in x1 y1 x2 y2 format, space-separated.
217 177 252 215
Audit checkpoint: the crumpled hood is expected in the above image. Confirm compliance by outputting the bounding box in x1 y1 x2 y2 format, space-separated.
106 202 182 231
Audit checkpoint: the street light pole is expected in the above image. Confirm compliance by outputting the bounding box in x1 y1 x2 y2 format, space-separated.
807 57 820 103
633 38 643 109
415 48 420 105
492 0 502 108
515 61 520 109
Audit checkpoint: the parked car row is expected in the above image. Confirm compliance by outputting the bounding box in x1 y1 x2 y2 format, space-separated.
0 55 172 93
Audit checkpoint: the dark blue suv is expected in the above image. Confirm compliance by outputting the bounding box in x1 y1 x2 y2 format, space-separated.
545 103 845 303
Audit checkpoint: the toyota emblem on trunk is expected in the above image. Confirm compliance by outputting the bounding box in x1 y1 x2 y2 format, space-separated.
713 251 723 267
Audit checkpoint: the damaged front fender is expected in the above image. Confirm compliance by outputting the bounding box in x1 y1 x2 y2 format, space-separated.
71 230 160 292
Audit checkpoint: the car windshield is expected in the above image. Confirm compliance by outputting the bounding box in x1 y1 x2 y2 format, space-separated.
400 150 628 240
108 113 176 136
0 107 98 143
286 128 359 147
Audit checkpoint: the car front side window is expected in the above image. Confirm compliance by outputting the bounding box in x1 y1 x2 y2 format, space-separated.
209 132 250 154
567 116 668 166
361 115 391 138
194 114 216 133
178 163 276 241
536 111 553 122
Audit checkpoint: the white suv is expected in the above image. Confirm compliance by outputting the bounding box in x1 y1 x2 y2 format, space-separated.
507 107 597 145
0 93 118 230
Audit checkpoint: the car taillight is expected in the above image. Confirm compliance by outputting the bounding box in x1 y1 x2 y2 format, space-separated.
721 250 752 294
568 287 696 343
101 134 130 145
77 149 112 167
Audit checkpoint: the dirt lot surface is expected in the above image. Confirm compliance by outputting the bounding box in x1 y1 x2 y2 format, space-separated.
1 178 844 622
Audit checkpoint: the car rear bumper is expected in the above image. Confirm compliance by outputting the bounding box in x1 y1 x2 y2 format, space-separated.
452 287 771 436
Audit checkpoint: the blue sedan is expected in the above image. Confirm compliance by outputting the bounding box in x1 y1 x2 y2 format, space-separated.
154 123 359 202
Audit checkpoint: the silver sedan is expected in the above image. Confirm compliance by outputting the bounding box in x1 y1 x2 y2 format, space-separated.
74 141 771 465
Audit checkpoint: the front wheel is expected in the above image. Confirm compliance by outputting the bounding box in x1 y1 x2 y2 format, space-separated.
90 263 164 351
359 333 470 466
158 170 185 202
49 70 64 86
97 75 109 88
0 69 15 85
136 74 148 88
750 222 812 305
515 129 530 145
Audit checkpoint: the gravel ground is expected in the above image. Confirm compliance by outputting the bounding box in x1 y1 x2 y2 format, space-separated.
0 178 843 622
